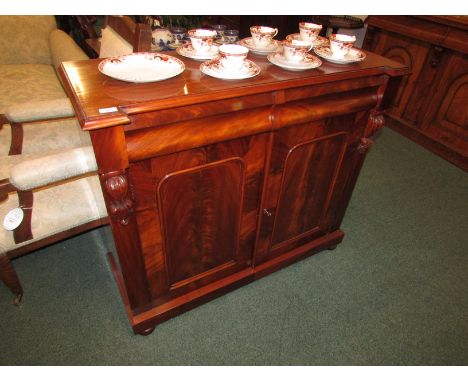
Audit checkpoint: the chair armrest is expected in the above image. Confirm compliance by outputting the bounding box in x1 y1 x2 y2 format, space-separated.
9 146 97 191
49 29 89 69
3 98 75 123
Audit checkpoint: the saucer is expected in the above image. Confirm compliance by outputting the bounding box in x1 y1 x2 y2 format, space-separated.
313 46 366 64
176 44 219 60
267 52 322 71
286 33 328 47
239 37 281 55
200 58 261 80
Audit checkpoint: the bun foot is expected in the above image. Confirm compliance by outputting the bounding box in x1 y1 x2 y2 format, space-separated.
138 325 156 336
13 292 23 306
327 245 337 251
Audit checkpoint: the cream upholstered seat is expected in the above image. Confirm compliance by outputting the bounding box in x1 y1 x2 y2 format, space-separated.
0 16 89 156
0 178 107 252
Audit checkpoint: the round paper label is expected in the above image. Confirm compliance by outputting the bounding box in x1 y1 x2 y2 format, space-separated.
3 207 24 231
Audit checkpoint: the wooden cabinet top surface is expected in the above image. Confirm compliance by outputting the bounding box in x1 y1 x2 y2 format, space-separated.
58 50 407 131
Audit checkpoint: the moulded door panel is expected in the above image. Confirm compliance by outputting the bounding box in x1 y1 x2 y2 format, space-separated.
371 30 430 120
130 133 268 304
255 120 349 264
270 132 348 247
421 53 468 155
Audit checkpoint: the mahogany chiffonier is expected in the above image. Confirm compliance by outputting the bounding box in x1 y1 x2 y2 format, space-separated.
58 50 407 334
363 16 468 172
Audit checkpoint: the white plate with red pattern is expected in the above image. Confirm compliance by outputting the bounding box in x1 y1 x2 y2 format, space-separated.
313 46 366 64
200 58 261 80
286 33 328 47
238 37 282 55
98 52 185 82
267 52 322 71
176 43 220 60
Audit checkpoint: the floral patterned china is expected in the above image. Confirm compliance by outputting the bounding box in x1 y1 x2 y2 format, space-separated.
200 58 261 80
239 37 281 55
176 43 219 60
187 29 217 54
286 33 328 47
98 52 185 83
250 26 279 48
218 44 249 72
267 52 322 71
282 39 313 63
313 46 366 64
329 33 357 59
298 22 322 43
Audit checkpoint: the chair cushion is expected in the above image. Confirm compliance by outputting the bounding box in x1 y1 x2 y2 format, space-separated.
0 16 56 65
0 175 107 253
0 119 91 156
0 64 66 112
10 146 97 191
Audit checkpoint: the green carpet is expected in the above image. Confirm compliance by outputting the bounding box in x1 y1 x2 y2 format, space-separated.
1 128 467 365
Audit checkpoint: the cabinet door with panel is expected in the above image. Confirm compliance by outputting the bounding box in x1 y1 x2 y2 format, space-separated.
129 133 268 305
255 115 362 265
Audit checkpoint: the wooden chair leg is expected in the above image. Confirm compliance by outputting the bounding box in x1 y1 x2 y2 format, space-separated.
0 252 23 305
9 121 24 155
14 190 34 244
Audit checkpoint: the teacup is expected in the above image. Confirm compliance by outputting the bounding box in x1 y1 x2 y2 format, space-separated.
250 26 278 48
329 33 356 59
219 44 249 72
282 39 312 63
224 29 239 43
299 22 322 43
188 29 217 54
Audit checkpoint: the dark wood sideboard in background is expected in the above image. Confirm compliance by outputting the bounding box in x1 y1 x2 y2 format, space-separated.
363 16 468 172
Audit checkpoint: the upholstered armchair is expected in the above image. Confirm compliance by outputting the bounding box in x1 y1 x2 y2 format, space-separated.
0 147 108 304
0 16 90 156
0 15 154 304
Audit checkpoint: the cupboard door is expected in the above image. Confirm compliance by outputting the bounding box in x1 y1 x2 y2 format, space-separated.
129 134 268 303
256 120 349 264
421 53 468 156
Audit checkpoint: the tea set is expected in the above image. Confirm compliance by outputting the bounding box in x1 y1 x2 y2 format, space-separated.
103 22 366 83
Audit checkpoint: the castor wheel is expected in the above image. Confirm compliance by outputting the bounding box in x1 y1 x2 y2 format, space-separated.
138 325 156 336
327 245 337 251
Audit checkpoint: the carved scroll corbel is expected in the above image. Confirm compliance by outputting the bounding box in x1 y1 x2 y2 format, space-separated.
363 75 389 139
101 170 133 226
364 108 385 138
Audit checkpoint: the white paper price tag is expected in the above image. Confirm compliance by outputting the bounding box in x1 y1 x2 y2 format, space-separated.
99 107 118 114
3 207 24 231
